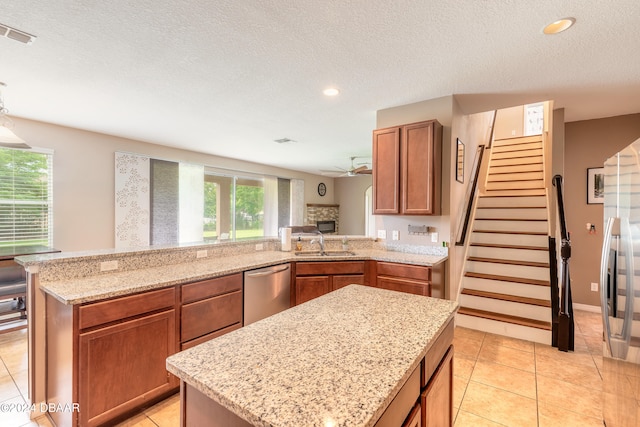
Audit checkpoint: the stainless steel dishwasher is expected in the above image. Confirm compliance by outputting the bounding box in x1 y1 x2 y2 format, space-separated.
243 264 291 325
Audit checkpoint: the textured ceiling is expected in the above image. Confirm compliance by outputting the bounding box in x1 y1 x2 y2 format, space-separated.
2 1 640 175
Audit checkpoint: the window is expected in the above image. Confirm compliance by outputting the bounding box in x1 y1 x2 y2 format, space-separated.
0 147 53 247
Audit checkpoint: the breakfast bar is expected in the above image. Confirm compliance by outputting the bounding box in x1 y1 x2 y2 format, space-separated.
166 285 458 427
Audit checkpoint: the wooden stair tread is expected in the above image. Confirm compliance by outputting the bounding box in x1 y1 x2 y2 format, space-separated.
470 242 548 251
493 135 542 143
467 256 549 268
479 195 545 198
464 271 550 287
487 178 544 183
458 307 552 331
474 218 547 222
477 206 546 209
473 229 547 236
461 289 551 307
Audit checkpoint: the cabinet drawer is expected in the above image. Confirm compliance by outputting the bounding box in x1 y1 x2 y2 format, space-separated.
181 290 242 342
79 287 176 330
296 261 364 276
332 274 365 290
377 277 430 297
181 323 241 351
181 273 242 304
422 319 453 387
377 262 431 282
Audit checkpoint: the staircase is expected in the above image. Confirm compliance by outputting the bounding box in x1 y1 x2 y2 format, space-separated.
456 135 553 344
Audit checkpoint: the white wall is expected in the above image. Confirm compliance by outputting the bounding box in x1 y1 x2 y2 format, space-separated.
13 117 335 252
335 175 372 235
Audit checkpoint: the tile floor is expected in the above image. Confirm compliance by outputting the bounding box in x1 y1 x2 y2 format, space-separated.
0 310 604 427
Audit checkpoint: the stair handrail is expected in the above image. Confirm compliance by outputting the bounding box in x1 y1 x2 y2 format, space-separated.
455 145 485 246
552 174 575 351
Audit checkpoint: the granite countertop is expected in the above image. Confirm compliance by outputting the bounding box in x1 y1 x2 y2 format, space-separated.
40 249 447 305
166 285 458 427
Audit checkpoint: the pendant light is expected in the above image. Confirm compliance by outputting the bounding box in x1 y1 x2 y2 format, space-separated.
0 82 30 149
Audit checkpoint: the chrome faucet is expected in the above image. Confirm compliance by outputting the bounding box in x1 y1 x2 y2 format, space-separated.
310 229 325 255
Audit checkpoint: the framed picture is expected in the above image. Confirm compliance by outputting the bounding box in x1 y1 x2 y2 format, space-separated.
456 138 464 183
587 167 604 204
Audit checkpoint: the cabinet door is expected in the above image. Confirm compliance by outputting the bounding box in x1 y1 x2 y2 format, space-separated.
79 310 177 426
373 127 401 214
295 276 330 305
402 121 441 215
421 346 453 427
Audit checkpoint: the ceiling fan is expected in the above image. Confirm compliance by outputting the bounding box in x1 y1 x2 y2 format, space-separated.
321 156 372 177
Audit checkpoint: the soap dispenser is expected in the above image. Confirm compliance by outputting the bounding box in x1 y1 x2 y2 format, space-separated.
296 236 302 251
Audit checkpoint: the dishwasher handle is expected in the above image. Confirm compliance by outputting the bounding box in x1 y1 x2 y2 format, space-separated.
245 264 290 278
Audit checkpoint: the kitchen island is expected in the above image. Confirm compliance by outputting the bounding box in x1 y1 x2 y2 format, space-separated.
167 285 457 427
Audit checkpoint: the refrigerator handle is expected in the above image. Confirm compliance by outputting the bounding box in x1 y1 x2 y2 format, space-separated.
601 216 633 359
600 217 615 355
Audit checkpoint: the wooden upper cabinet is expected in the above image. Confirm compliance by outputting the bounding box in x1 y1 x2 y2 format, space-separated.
373 126 401 214
373 120 442 215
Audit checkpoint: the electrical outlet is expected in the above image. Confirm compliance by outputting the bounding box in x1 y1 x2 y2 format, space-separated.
591 282 598 292
100 260 118 272
196 249 207 258
431 232 438 243
377 230 387 239
392 230 399 240
255 243 264 251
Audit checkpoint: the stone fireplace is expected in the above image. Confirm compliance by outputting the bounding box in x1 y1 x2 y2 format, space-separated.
306 204 339 234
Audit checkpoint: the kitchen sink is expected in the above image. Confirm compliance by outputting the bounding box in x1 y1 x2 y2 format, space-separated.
294 250 357 257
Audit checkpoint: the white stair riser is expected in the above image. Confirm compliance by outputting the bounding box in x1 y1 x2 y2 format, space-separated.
456 313 552 345
468 246 549 263
475 207 547 220
492 142 542 153
470 232 549 247
493 136 542 146
459 294 551 321
483 189 546 196
462 276 550 300
490 156 543 167
473 219 547 233
490 163 544 174
465 261 550 281
486 180 544 190
488 171 545 182
477 196 546 208
492 149 543 160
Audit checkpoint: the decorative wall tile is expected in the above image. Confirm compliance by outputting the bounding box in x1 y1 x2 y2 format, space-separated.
115 152 150 248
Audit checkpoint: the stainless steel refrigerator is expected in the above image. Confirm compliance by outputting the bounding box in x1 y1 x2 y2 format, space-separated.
600 137 640 426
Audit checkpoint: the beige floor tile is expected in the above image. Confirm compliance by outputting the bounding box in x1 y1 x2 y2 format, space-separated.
453 335 483 359
470 360 536 398
1 352 28 376
454 327 486 343
453 375 468 410
144 393 179 427
478 341 536 372
0 395 33 427
453 353 475 380
12 370 28 398
483 332 535 353
536 374 602 419
538 400 604 427
454 409 505 426
113 413 158 427
536 352 602 389
460 381 537 426
0 373 22 403
535 342 595 366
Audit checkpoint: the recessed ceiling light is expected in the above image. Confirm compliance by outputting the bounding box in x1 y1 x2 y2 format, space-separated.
543 17 576 35
323 88 340 97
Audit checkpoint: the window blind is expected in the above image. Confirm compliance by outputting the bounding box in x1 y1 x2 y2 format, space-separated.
0 147 53 247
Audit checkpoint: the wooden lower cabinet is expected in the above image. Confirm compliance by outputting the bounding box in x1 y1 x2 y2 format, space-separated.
78 310 177 426
421 346 453 427
376 262 431 297
294 261 366 305
404 403 422 427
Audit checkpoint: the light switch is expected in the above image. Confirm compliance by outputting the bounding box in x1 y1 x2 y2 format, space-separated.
431 232 438 243
392 230 399 240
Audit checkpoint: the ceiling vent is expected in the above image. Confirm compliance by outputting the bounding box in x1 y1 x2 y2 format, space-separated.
0 23 37 45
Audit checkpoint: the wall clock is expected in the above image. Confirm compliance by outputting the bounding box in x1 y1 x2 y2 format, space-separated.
317 182 326 196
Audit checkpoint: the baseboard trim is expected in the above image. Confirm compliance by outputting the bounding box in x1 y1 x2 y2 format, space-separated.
573 303 601 313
